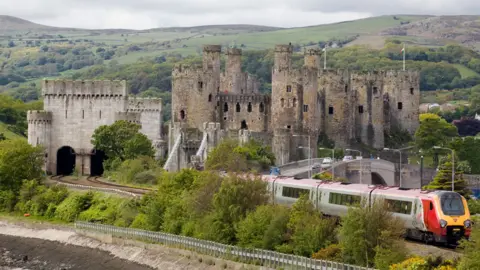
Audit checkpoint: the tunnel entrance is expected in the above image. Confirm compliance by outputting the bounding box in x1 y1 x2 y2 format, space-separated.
90 149 106 176
371 172 387 186
56 146 76 175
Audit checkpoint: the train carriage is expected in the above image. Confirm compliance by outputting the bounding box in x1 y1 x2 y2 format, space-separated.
262 175 471 245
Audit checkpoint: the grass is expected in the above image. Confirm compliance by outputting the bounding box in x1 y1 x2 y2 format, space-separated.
0 122 24 140
453 64 480 78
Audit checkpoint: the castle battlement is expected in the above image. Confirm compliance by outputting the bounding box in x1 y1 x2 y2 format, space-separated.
275 44 293 53
27 110 52 123
218 93 270 103
318 69 350 77
115 111 141 123
226 48 242 55
384 70 420 80
42 79 127 97
128 98 162 112
172 64 201 77
305 48 322 56
203 45 222 53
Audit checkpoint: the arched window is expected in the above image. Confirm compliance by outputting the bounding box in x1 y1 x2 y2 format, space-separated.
247 102 252 112
236 102 241 112
224 103 229 112
180 110 185 120
281 98 285 107
259 102 265 113
208 94 212 102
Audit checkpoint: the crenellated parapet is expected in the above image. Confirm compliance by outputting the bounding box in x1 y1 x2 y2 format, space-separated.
172 64 202 78
127 97 162 112
275 44 293 53
27 110 52 123
226 47 242 55
217 93 270 103
203 45 222 53
42 79 127 97
115 111 141 124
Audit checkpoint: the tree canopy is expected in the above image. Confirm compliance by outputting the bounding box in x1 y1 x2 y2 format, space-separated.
91 120 154 168
415 113 458 151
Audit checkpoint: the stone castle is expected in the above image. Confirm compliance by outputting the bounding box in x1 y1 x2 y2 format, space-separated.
27 44 420 175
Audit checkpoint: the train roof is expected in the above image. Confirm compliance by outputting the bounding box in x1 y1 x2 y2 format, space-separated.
262 175 440 198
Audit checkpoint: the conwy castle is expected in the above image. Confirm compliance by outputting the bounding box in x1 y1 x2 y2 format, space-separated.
27 44 420 175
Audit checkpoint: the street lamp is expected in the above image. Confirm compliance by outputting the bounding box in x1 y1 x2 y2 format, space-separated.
319 147 335 181
346 148 362 184
293 134 312 178
383 146 414 188
433 146 455 191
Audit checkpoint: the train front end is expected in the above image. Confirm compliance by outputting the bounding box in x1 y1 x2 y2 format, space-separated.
434 191 471 244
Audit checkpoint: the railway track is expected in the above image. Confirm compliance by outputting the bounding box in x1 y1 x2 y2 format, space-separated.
86 176 153 192
49 175 152 196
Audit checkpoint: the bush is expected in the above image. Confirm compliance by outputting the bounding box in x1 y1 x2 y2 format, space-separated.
55 192 95 222
312 244 342 262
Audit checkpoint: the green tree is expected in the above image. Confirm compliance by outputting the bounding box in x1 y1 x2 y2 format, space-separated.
198 173 269 244
205 139 249 172
457 222 480 270
415 113 458 151
91 120 154 168
450 136 480 174
338 198 408 268
236 204 290 250
277 195 337 257
424 155 470 197
0 139 44 193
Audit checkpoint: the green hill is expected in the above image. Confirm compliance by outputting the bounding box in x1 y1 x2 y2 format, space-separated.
0 122 24 140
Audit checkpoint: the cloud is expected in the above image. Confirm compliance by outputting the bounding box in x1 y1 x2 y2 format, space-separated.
1 0 479 29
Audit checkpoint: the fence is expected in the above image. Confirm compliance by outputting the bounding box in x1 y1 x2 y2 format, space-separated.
53 182 138 198
74 221 374 270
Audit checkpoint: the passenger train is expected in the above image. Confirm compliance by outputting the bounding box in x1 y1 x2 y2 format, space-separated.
262 175 472 245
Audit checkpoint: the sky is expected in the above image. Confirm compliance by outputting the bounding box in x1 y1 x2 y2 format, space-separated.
1 0 480 29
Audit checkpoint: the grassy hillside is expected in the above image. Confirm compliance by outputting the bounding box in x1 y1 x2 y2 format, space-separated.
453 64 480 78
0 122 24 140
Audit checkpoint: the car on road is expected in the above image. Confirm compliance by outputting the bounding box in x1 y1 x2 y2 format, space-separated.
342 155 353 161
311 163 322 169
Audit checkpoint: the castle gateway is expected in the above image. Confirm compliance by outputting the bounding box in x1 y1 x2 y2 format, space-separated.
28 44 419 175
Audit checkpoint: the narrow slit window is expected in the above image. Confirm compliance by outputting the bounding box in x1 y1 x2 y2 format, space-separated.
65 110 67 119
99 110 102 119
82 110 84 119
286 85 292 92
410 88 414 95
259 102 265 113
281 98 285 107
236 103 241 112
328 106 334 115
208 94 212 102
224 103 229 112
358 105 364 114
247 102 252 112
293 98 297 107
398 102 403 110
303 104 308 112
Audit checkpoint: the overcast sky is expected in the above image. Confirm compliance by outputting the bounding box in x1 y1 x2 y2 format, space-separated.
2 0 480 29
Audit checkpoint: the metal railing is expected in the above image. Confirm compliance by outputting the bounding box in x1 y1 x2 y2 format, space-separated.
54 182 138 198
74 221 374 270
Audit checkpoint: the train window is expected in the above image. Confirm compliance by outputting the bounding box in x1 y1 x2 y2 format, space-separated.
440 193 465 216
430 202 433 211
386 199 412 214
282 186 310 198
328 192 361 206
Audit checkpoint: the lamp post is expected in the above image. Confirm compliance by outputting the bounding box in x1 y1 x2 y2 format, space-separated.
319 147 335 181
383 146 414 188
346 148 362 184
433 146 455 192
293 134 311 178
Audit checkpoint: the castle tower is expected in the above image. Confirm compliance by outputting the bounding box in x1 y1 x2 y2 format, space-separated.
271 44 305 163
318 69 353 148
351 72 385 149
171 45 221 131
225 48 244 94
27 110 52 172
302 49 321 135
383 70 421 135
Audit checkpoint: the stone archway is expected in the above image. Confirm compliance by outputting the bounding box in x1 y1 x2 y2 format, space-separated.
56 146 76 175
90 149 106 176
371 172 387 186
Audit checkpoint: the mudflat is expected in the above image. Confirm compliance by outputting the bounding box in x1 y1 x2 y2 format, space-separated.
0 234 154 270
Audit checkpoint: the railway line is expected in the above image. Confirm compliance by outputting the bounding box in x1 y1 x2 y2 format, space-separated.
48 175 153 196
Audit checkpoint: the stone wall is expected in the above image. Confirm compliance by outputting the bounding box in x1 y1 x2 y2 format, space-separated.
217 94 269 131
